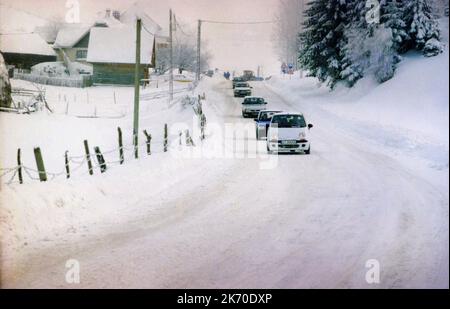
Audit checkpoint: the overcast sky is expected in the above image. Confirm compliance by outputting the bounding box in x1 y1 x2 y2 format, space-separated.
2 0 281 74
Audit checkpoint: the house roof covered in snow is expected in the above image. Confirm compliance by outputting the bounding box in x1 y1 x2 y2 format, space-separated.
53 13 126 49
53 24 92 48
0 33 56 56
86 26 154 64
0 4 50 33
0 4 57 53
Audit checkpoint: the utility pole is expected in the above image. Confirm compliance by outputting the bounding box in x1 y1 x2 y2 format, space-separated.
196 19 202 82
133 18 142 159
169 9 174 101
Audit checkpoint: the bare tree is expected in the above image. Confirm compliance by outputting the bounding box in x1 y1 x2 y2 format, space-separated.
0 52 12 109
157 23 211 74
272 0 307 70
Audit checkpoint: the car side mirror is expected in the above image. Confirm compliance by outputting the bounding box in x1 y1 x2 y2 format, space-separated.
308 124 314 130
254 119 258 122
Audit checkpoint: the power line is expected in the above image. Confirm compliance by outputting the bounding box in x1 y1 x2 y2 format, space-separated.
201 19 280 25
0 31 50 35
141 23 158 36
175 19 194 37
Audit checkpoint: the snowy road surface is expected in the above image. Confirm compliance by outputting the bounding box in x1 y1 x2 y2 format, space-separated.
1 78 448 288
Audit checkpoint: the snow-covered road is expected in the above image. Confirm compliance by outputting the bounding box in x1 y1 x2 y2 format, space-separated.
2 78 448 288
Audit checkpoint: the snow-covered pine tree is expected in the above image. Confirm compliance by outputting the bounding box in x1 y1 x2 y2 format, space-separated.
341 0 404 85
340 0 367 86
382 0 411 53
298 0 349 88
404 0 441 50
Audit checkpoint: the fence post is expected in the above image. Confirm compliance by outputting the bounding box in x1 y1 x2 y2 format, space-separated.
17 148 23 184
65 151 70 179
134 134 139 159
164 124 168 152
118 127 124 164
84 140 94 175
94 147 107 173
143 130 152 155
201 114 206 140
33 147 47 182
185 130 195 147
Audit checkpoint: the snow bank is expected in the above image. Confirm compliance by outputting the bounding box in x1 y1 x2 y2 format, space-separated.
31 62 93 76
0 77 212 271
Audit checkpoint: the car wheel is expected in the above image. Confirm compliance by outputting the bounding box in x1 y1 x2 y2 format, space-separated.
305 146 311 155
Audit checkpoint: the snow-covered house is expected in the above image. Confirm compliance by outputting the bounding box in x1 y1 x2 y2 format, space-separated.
53 24 93 64
87 26 155 85
53 11 123 64
0 4 57 69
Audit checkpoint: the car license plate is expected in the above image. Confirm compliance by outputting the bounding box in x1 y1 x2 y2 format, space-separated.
281 140 296 145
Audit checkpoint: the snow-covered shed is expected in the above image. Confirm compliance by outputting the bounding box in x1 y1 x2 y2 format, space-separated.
87 26 155 85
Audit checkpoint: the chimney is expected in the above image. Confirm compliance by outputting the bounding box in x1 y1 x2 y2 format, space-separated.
112 10 121 20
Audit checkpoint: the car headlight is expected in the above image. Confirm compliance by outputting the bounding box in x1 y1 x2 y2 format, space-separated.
269 132 278 142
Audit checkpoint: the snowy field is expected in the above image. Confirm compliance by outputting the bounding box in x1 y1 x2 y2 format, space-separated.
0 47 448 288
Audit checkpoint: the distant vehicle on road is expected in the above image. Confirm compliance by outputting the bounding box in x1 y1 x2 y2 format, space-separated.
241 96 267 118
206 70 214 77
254 110 282 139
234 82 252 98
232 77 244 88
242 70 255 81
267 113 313 154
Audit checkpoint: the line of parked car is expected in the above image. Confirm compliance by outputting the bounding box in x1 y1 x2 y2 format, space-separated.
231 77 314 155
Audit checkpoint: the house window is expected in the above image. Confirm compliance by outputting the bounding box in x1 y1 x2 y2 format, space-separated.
157 43 169 49
76 49 88 60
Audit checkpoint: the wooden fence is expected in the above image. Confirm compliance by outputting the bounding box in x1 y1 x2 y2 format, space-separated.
14 71 93 88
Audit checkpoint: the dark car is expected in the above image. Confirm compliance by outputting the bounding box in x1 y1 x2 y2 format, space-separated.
232 77 244 89
254 110 282 139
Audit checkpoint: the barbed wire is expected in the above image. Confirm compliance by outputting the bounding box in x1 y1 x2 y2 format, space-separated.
0 132 199 185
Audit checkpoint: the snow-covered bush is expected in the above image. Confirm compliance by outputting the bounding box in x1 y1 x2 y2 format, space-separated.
181 95 197 107
423 38 445 56
341 25 399 85
0 52 12 108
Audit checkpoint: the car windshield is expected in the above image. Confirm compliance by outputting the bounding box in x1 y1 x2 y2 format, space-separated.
271 115 306 128
259 111 280 121
236 83 249 88
243 98 264 105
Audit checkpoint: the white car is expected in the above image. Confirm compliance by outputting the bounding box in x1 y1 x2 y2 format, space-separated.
241 96 267 118
266 112 313 154
234 82 252 97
